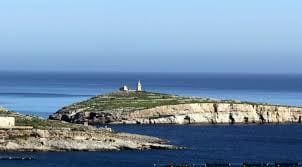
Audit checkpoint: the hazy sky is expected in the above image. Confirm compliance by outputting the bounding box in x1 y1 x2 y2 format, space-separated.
0 0 301 73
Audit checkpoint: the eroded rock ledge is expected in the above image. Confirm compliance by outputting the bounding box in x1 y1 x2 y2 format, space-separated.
49 91 302 125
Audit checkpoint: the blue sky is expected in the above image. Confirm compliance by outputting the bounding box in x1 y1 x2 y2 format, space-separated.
0 0 301 73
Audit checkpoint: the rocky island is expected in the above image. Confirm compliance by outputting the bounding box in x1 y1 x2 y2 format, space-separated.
50 91 302 125
0 108 178 152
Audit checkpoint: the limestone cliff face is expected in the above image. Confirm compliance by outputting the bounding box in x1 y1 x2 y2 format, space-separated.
119 103 302 124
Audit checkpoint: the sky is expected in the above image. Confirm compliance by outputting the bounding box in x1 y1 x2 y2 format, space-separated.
0 0 301 73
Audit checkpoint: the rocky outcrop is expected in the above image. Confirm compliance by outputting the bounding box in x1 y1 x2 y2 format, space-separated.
52 102 302 125
0 127 178 152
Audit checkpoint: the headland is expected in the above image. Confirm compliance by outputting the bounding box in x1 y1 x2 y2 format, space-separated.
50 91 302 125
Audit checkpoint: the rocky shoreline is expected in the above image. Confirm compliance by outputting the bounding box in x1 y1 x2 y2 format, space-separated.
50 91 302 125
0 128 178 152
0 109 179 152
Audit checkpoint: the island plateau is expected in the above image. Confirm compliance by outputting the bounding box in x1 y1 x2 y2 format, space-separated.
50 91 302 125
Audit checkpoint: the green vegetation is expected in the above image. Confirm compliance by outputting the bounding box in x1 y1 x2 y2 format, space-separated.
59 91 212 114
0 109 88 130
56 91 301 118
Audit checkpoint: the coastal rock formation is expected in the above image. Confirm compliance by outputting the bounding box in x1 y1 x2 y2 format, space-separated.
50 92 302 125
123 103 302 124
0 109 178 152
0 128 177 151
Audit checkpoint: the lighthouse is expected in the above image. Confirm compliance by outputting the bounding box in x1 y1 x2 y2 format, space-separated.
136 80 142 92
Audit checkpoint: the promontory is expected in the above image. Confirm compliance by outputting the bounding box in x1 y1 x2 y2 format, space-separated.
50 91 302 125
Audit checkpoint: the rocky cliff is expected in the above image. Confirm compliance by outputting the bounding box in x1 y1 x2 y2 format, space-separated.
122 103 302 124
50 91 302 125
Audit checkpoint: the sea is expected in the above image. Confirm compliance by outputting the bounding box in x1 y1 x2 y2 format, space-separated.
0 71 302 167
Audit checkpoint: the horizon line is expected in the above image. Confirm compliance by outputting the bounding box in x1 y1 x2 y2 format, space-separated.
0 70 302 76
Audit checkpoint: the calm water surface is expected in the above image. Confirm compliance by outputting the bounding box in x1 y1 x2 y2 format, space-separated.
0 72 302 117
1 125 302 167
0 72 302 166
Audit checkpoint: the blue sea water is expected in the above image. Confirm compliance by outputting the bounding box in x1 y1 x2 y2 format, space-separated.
1 72 302 118
0 72 302 166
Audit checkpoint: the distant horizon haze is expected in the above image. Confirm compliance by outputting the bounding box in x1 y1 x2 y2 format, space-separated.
0 0 301 74
1 70 302 76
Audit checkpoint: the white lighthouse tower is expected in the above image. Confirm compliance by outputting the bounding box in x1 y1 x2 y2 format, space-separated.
136 80 142 92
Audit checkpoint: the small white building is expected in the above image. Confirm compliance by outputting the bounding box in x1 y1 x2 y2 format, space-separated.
119 80 143 92
119 85 129 92
0 117 15 127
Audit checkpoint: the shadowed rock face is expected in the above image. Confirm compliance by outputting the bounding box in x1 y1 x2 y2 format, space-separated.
50 92 302 125
50 112 119 125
